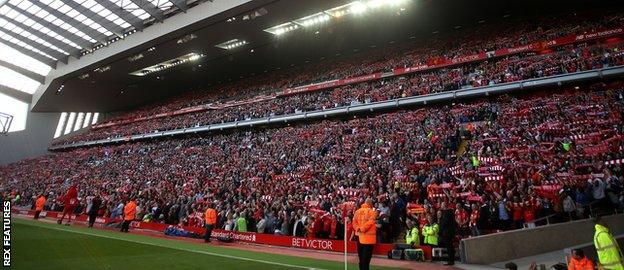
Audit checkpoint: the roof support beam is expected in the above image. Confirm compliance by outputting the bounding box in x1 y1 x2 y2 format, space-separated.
0 39 56 68
130 0 164 22
0 30 68 64
3 3 92 49
100 0 145 31
30 1 109 45
0 59 45 84
0 14 81 59
61 1 126 39
169 0 187 11
0 84 33 104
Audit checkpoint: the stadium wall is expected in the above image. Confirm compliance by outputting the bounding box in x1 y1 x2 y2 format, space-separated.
461 214 624 264
0 111 60 165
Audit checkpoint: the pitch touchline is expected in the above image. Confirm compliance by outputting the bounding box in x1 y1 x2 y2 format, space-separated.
25 221 323 270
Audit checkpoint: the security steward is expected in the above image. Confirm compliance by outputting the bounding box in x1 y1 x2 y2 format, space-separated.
594 216 624 270
120 197 136 233
204 202 217 243
353 198 378 270
34 193 46 220
405 220 420 247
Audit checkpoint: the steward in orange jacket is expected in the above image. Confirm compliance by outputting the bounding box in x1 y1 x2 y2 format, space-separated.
353 199 378 270
34 194 46 220
568 249 596 270
124 200 137 221
120 199 136 233
205 208 217 225
204 202 217 243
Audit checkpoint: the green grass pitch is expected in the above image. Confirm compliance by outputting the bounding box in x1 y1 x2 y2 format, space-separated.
10 218 402 270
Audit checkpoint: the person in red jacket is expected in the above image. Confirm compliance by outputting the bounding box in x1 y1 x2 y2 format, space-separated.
57 185 78 225
305 216 315 238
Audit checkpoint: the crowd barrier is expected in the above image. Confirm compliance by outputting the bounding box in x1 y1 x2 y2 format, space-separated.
13 208 413 257
460 213 624 264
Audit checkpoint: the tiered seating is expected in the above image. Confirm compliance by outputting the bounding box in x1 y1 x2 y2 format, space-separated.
2 83 623 242
50 11 624 146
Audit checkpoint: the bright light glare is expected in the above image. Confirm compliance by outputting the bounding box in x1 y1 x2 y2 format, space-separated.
297 13 331 27
349 2 368 14
367 0 385 8
367 0 408 7
388 0 409 6
265 0 410 36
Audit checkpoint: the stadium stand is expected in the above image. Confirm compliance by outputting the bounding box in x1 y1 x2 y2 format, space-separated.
50 10 624 146
1 1 624 269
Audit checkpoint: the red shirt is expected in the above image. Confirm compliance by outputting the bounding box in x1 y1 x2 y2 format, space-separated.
469 209 480 227
64 186 78 206
523 201 538 222
455 209 469 227
511 202 524 221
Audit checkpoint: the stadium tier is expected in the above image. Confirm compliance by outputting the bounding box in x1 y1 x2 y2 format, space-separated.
49 10 624 146
1 1 624 269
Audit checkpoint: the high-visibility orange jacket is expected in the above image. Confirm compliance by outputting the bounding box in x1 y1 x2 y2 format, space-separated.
205 208 217 225
124 200 136 221
352 203 378 245
568 257 595 270
35 196 46 211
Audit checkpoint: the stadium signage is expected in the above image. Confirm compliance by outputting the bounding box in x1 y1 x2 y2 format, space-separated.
291 238 333 250
575 28 623 42
12 208 422 259
450 53 484 64
211 231 257 243
2 201 10 267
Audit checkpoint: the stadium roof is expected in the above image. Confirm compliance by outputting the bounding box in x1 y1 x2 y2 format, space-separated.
0 0 203 96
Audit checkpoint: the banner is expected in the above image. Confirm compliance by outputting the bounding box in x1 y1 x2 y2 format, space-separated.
281 73 383 96
92 104 208 130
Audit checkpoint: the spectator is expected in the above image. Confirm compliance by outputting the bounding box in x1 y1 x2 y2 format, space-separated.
236 211 248 232
257 215 267 234
568 249 595 270
504 262 518 270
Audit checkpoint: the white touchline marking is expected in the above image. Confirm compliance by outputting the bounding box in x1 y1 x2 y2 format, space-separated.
23 221 322 270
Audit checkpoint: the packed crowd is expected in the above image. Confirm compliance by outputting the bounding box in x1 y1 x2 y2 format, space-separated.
53 41 624 145
3 83 623 244
51 10 624 146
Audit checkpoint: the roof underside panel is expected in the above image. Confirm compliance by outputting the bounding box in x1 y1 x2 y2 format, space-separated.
0 0 198 103
0 0 192 62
